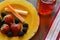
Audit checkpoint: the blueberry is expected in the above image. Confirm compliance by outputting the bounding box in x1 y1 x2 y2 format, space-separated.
7 31 13 37
23 23 28 28
0 19 2 23
1 20 5 24
0 19 1 22
0 19 2 28
15 18 21 24
22 27 28 33
18 31 24 36
1 12 6 18
0 20 5 28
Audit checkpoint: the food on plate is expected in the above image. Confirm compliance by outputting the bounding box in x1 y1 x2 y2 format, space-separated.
0 0 39 40
5 8 28 15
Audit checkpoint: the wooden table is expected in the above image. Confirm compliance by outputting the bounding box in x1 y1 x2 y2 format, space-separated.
30 0 60 40
0 0 59 40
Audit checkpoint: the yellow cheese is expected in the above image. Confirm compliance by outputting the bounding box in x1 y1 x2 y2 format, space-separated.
0 0 39 40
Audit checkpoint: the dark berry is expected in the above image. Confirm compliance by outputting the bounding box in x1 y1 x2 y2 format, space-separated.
22 27 28 33
0 20 5 28
0 19 2 27
1 12 6 18
23 23 28 28
7 31 13 37
18 31 24 36
0 19 1 22
15 18 20 24
1 20 5 24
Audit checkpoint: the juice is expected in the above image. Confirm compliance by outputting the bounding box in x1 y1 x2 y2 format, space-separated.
37 0 56 15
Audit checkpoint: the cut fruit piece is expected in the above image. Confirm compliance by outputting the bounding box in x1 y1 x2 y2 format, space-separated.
3 14 13 24
0 0 39 40
10 23 21 36
6 4 25 23
1 24 10 34
5 8 28 15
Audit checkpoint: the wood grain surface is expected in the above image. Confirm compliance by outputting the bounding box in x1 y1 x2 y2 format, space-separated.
0 0 60 40
29 0 60 40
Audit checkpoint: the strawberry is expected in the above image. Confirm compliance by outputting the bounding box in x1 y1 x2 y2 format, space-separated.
1 24 10 34
10 24 21 36
3 14 13 24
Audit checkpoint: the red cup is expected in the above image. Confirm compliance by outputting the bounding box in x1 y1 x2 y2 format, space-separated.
37 0 56 15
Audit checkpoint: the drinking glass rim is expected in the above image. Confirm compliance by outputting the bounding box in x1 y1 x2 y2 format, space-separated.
41 0 56 4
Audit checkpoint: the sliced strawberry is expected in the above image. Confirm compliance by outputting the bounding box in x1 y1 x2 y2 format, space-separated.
1 24 10 34
10 23 21 36
3 14 13 24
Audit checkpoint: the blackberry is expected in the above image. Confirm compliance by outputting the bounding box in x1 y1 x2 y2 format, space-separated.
7 31 13 37
18 31 24 36
23 23 28 28
0 19 2 28
0 19 1 22
22 27 28 33
15 18 21 24
1 12 6 18
0 20 5 28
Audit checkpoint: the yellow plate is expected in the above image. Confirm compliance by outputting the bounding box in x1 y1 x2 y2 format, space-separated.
0 0 39 40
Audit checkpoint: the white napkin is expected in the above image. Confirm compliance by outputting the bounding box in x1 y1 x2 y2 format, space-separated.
45 7 60 40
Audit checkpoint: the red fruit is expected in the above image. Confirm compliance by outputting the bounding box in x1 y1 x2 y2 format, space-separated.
1 24 10 34
10 24 21 36
4 15 13 24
